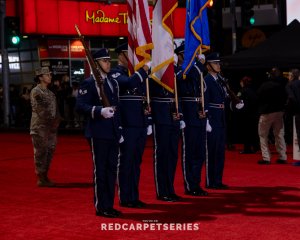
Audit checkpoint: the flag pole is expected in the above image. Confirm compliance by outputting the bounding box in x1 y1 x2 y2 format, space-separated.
145 77 151 114
200 72 205 116
174 74 179 119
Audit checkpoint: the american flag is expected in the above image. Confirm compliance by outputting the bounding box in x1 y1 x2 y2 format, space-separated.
150 0 178 93
127 0 153 75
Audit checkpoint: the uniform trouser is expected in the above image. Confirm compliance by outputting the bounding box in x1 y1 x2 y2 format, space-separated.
206 127 226 187
91 138 119 211
153 124 180 197
31 131 57 175
258 112 287 161
182 123 206 191
118 127 147 203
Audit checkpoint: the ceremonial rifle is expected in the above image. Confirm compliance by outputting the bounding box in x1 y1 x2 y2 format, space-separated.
75 24 111 107
217 73 241 105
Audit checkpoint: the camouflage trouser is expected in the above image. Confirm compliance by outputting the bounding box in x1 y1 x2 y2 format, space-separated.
31 131 57 175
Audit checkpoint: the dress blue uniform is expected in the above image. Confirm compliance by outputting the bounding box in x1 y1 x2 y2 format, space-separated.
76 48 122 217
204 53 228 189
178 58 208 196
110 43 150 207
150 78 182 202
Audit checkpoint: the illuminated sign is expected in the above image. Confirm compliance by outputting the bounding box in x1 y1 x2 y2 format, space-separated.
0 55 20 70
86 10 127 24
74 69 84 75
21 0 185 37
39 39 86 59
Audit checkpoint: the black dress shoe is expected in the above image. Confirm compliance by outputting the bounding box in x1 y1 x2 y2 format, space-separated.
276 159 287 164
185 188 208 196
120 200 146 208
120 201 136 208
215 183 228 189
133 200 147 208
207 184 228 190
96 208 121 218
257 160 271 165
110 208 121 216
157 196 177 202
169 193 181 201
293 161 300 166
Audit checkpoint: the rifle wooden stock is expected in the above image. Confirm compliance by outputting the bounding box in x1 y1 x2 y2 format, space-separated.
75 24 111 107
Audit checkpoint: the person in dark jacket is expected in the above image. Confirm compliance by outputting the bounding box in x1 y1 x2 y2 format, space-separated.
204 52 244 189
76 48 122 218
110 42 151 208
204 53 228 189
177 44 208 196
257 67 287 164
237 76 259 154
286 69 300 166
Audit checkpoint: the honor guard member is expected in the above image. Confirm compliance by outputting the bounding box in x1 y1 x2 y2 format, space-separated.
150 50 185 202
110 42 151 208
204 53 243 189
176 44 208 196
76 48 122 218
30 67 61 187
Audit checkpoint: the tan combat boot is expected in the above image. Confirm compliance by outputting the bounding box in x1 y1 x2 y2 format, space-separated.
37 173 56 187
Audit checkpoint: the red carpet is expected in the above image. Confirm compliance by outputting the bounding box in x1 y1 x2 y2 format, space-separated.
1 132 300 240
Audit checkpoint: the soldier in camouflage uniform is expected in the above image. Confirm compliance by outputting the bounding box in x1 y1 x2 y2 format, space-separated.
30 67 61 187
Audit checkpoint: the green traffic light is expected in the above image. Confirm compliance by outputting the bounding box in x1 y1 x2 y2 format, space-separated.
11 36 20 45
249 17 255 25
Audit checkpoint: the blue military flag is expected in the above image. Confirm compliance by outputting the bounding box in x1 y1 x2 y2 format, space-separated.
182 0 210 76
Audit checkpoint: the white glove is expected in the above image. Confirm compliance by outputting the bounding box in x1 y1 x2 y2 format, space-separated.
101 107 114 118
119 135 124 143
235 100 244 110
147 125 153 135
145 61 151 68
173 53 178 66
197 54 205 62
206 119 212 132
180 120 186 129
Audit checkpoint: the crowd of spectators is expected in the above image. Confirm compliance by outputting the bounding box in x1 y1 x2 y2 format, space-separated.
0 74 83 129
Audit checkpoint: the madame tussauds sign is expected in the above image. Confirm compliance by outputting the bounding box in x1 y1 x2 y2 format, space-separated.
21 0 185 37
86 10 128 24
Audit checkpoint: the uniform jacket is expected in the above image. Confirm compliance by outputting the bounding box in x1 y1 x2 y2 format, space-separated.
30 85 60 135
76 76 121 140
178 61 206 127
150 78 182 126
204 73 227 128
110 65 149 127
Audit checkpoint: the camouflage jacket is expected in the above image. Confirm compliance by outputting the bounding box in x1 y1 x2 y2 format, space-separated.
30 85 60 134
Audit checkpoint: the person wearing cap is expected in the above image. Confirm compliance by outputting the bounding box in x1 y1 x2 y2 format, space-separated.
149 44 185 202
109 42 150 208
204 52 229 189
76 48 122 218
176 44 208 197
30 67 61 187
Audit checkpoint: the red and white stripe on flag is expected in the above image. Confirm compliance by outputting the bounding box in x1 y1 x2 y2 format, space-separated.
127 0 153 75
150 0 178 93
